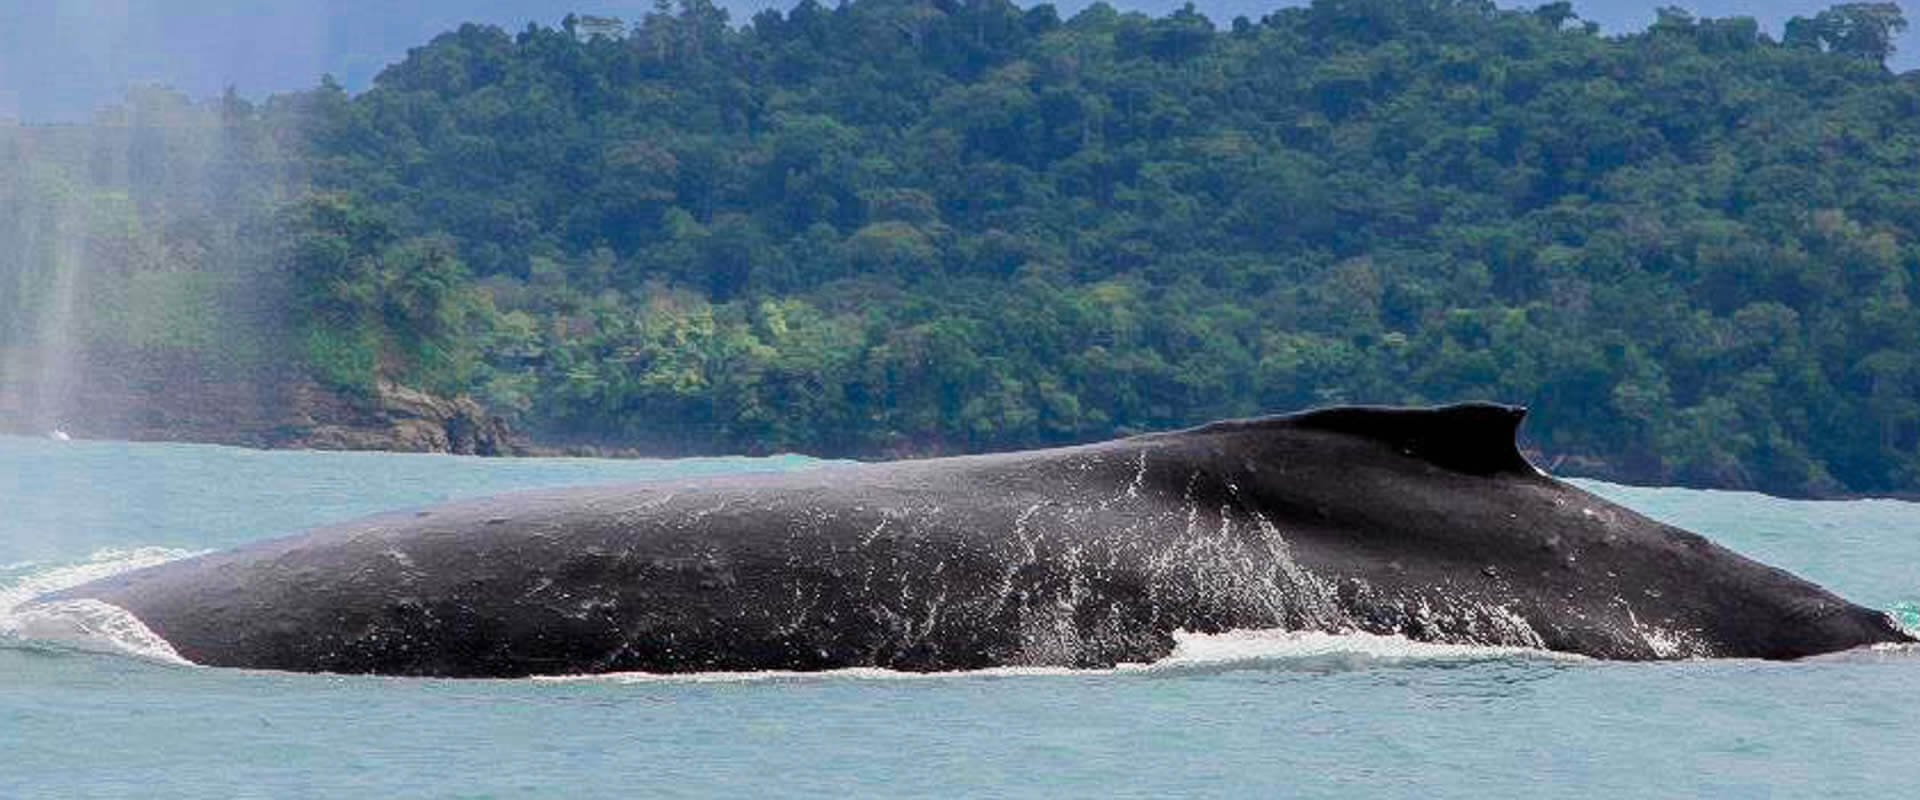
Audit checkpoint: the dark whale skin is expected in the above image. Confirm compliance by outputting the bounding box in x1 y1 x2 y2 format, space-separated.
37 403 1913 677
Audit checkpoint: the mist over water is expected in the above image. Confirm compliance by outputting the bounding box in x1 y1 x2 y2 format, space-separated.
0 78 295 441
28 221 80 437
0 151 81 435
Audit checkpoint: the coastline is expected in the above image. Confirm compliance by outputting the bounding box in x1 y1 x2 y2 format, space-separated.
9 393 1915 503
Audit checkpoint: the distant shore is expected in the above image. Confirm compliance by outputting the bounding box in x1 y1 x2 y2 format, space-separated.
11 393 1917 504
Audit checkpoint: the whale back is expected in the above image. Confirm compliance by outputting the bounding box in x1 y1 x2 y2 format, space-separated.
32 403 1912 675
1159 402 1909 661
1181 402 1535 477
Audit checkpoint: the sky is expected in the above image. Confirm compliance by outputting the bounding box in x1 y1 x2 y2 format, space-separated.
1 1 1912 123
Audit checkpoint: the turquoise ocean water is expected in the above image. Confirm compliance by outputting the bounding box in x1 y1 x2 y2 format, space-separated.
3 434 1918 798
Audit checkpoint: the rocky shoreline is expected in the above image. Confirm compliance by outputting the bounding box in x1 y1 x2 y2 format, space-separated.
1 368 523 457
9 369 1916 502
275 379 525 456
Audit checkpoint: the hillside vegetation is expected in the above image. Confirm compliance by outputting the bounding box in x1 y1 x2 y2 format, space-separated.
5 0 1919 497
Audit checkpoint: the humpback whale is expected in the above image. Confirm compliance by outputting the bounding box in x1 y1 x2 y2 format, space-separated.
34 403 1912 676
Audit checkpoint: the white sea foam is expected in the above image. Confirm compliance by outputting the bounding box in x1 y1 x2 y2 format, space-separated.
537 628 1581 684
1802 641 1920 664
0 547 197 665
1888 603 1920 640
1804 605 1920 663
1149 627 1583 668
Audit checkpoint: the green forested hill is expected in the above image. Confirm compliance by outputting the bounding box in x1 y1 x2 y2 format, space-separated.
7 0 1920 497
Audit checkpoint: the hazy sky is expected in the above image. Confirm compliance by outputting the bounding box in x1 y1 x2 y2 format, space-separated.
2 1 1911 123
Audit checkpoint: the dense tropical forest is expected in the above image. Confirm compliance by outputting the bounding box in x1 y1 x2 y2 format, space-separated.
3 0 1919 497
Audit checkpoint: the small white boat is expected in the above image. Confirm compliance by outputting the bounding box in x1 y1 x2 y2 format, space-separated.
49 428 70 441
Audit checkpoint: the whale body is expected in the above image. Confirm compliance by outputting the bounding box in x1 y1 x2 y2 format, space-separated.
36 403 1912 676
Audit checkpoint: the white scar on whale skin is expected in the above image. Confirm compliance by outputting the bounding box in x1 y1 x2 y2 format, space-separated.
1220 477 1345 632
1622 602 1709 659
859 514 893 548
965 501 1050 636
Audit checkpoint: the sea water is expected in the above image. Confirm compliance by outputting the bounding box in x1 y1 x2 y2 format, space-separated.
2 435 1918 799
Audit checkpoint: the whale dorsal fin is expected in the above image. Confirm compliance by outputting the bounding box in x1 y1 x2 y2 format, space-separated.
1286 402 1534 477
1182 403 1535 477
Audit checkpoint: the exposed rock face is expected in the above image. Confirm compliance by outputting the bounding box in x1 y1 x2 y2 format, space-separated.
287 380 523 456
1 349 522 456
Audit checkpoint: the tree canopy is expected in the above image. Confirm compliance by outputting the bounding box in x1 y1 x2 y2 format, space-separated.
6 0 1920 497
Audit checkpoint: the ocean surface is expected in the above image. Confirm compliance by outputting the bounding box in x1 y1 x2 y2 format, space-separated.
3 434 1918 799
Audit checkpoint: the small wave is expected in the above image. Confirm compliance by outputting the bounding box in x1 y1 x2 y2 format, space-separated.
0 547 197 666
534 664 1096 685
1802 641 1920 664
537 628 1581 685
1149 628 1584 670
1888 601 1920 639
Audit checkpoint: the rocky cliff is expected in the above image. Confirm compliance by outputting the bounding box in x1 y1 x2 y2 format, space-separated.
0 351 523 455
288 379 522 455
